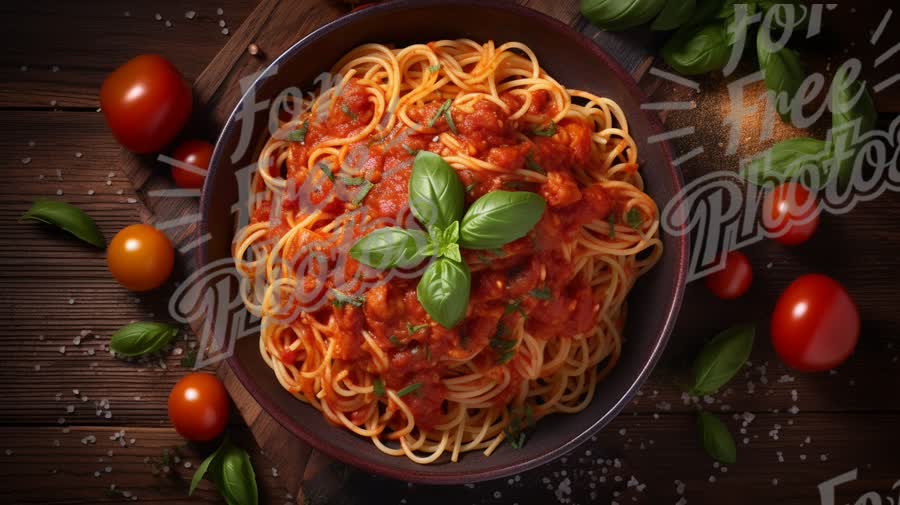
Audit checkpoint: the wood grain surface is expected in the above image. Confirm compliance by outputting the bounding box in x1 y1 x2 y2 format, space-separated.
2 1 899 505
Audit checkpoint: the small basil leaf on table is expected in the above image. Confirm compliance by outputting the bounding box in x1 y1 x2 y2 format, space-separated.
697 411 737 464
212 439 259 505
651 0 696 31
757 25 805 122
831 65 877 186
740 137 830 187
459 191 546 250
190 442 226 495
689 323 755 396
662 23 732 76
416 257 470 328
408 151 465 230
349 227 428 269
580 0 667 32
109 322 180 357
21 199 106 248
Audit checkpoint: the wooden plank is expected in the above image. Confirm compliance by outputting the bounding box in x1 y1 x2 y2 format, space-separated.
0 413 898 504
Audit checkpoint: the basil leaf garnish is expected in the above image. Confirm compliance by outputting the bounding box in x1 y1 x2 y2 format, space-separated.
698 411 737 464
459 191 546 250
831 65 876 185
349 227 428 269
416 257 470 328
213 439 259 505
689 324 755 396
740 137 829 186
408 151 465 230
662 23 731 75
190 442 225 495
532 122 557 137
109 322 179 357
286 121 309 143
22 199 106 248
580 0 667 31
651 0 696 31
757 24 804 122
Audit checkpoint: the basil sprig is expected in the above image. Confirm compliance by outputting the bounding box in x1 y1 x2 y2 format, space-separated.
757 24 804 122
109 322 180 357
21 200 106 248
740 137 829 186
580 0 667 32
697 411 737 464
661 23 731 76
651 0 696 31
831 65 877 185
687 324 755 396
190 438 258 505
350 151 546 328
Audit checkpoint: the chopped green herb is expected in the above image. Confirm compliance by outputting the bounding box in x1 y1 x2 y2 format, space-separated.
373 378 385 397
180 348 198 368
607 213 616 238
626 208 643 230
340 176 367 186
504 299 527 318
532 121 557 137
529 287 551 300
428 99 453 128
444 107 458 134
465 182 477 194
352 180 374 205
331 289 364 308
502 180 528 190
490 323 517 364
407 322 428 335
428 64 442 73
340 103 357 120
396 383 422 397
318 163 335 182
286 121 309 143
524 153 546 175
504 405 535 449
388 334 402 346
402 145 419 156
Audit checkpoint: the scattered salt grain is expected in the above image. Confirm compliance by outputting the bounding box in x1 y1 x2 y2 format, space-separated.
185 10 196 19
218 19 226 27
154 13 162 20
126 198 137 204
75 152 83 158
248 43 260 56
59 346 66 354
87 189 95 196
222 28 229 35
34 365 41 371
184 461 192 469
217 7 224 15
68 298 75 305
56 189 64 196
22 157 31 165
772 478 779 486
66 405 74 413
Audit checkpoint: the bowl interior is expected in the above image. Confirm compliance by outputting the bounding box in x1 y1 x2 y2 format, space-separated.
202 0 686 484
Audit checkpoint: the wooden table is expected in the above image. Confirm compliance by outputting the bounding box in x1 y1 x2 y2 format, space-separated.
2 1 899 504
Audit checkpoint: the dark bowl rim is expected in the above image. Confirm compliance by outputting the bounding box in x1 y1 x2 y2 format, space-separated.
199 0 688 485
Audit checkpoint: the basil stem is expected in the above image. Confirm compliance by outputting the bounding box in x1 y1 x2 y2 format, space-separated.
22 200 106 248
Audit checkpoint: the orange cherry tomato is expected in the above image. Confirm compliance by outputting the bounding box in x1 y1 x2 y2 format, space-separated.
100 54 192 153
763 182 820 246
771 274 860 372
107 224 175 292
705 251 753 300
168 373 229 442
171 140 214 189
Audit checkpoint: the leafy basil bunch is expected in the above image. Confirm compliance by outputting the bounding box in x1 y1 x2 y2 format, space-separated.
190 438 258 505
350 151 546 328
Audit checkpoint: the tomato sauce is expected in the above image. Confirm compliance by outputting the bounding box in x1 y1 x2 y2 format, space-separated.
278 80 619 427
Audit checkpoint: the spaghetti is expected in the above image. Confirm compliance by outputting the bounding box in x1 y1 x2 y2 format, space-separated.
233 40 662 463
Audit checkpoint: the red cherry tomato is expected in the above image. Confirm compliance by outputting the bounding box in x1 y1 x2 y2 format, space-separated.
705 251 753 300
168 373 229 442
107 224 175 292
171 140 213 189
771 274 859 372
100 54 192 153
763 182 820 246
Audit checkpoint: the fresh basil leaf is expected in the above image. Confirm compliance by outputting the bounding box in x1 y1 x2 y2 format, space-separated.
350 227 428 269
697 411 737 464
408 151 465 230
532 122 557 137
459 191 546 250
580 0 667 31
831 65 877 186
689 324 755 396
662 23 731 75
109 322 179 357
416 257 470 328
351 180 374 206
22 200 106 248
213 440 259 505
651 0 696 31
740 137 830 187
757 24 804 122
431 221 461 261
287 121 309 143
190 442 225 495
